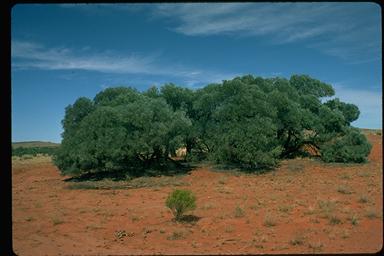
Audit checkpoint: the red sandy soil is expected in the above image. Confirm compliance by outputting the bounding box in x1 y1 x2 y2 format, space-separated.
12 133 382 255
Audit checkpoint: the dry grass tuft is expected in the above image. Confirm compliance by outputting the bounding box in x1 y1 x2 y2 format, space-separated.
167 231 186 240
263 215 277 227
234 206 245 218
337 185 353 195
329 214 342 225
365 209 378 219
358 194 369 203
290 233 306 246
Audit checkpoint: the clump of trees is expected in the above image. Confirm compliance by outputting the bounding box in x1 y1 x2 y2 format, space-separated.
54 74 371 176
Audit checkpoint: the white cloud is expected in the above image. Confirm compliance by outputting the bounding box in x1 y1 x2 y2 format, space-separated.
152 3 381 64
11 40 238 86
12 40 158 74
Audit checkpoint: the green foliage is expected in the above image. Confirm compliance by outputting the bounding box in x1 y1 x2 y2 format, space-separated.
54 87 191 176
289 74 335 97
55 74 372 177
192 78 282 169
165 189 196 220
324 98 360 124
62 97 95 136
320 128 372 163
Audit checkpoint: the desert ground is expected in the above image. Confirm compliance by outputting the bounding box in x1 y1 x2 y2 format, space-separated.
12 132 382 255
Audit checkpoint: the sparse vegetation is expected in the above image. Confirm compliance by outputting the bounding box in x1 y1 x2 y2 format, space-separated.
349 214 359 225
51 216 64 225
358 195 369 203
218 176 228 185
115 230 127 239
278 205 293 213
86 224 103 230
337 185 353 194
339 173 351 180
304 206 316 215
318 200 336 218
287 161 305 172
341 230 350 239
234 205 245 218
290 233 305 245
34 202 42 208
66 176 189 190
329 215 342 225
365 209 378 219
225 225 235 233
358 171 370 177
167 231 186 240
25 217 34 222
308 241 323 252
201 203 214 210
264 215 276 227
131 216 140 222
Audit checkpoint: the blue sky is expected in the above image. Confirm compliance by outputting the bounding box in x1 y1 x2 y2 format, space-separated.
12 3 382 143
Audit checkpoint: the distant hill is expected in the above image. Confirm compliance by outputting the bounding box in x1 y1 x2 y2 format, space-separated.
12 141 60 149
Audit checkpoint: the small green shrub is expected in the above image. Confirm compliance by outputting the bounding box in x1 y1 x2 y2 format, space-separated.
166 189 196 220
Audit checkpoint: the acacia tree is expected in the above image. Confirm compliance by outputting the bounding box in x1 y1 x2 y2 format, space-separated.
54 87 191 176
188 75 371 168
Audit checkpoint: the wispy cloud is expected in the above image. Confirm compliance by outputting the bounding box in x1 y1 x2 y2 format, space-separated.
11 40 238 86
12 41 158 74
152 3 381 64
58 3 148 15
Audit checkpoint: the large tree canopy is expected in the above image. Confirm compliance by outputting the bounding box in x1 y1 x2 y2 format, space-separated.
54 87 191 175
54 75 371 176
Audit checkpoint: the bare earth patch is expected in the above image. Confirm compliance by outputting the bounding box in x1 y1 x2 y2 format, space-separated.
12 133 382 255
